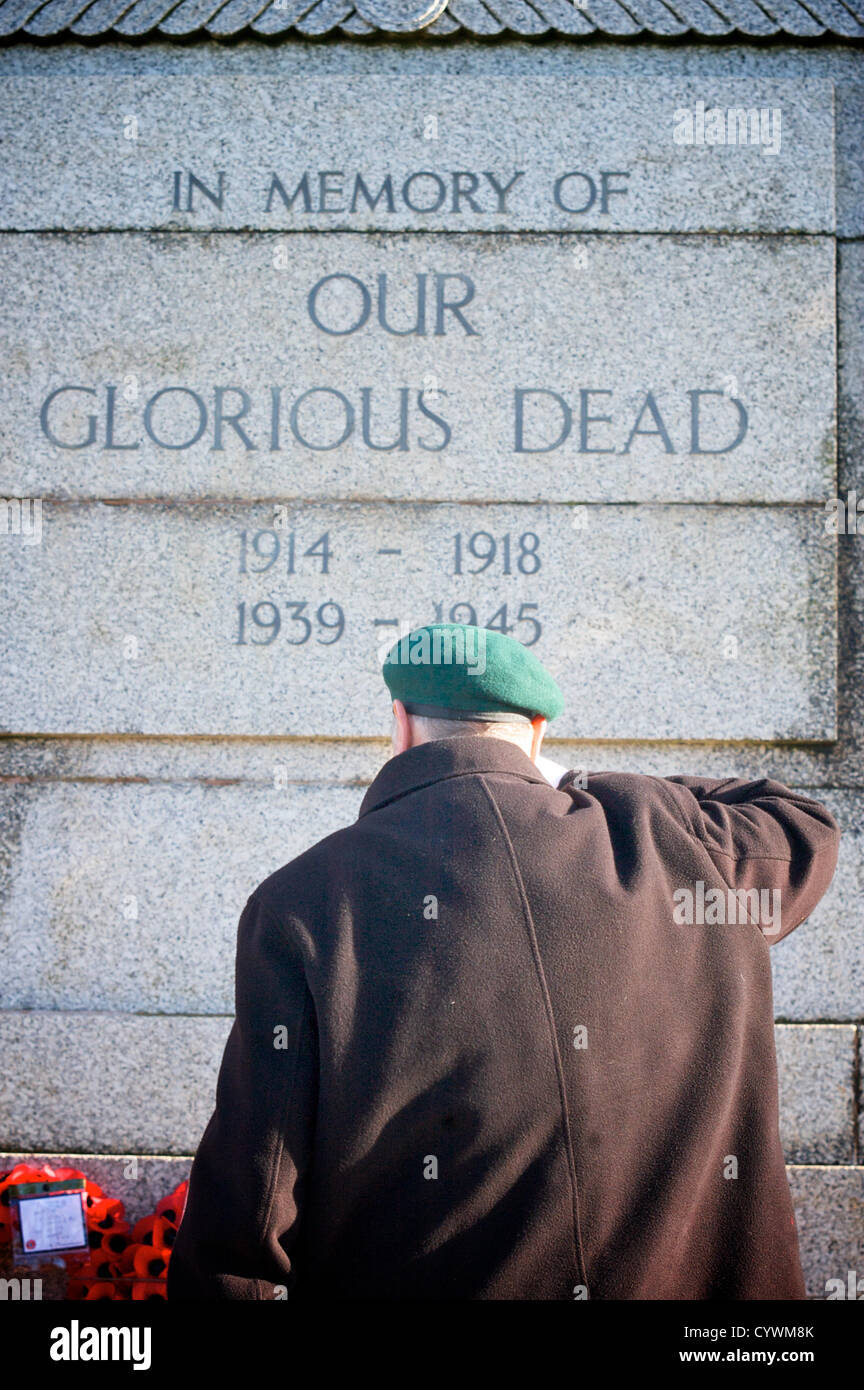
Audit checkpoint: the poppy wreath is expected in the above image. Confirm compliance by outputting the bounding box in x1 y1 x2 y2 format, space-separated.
0 1162 187 1300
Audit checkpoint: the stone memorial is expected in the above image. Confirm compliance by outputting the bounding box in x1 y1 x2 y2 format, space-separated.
0 3 861 1299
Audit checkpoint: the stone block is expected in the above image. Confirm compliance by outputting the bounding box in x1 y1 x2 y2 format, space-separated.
0 233 835 504
836 83 864 239
0 774 853 1017
0 76 834 232
775 1025 857 1165
788 1167 864 1299
0 1013 231 1156
839 241 864 491
0 502 837 740
772 791 864 1022
0 1014 853 1164
0 780 361 1013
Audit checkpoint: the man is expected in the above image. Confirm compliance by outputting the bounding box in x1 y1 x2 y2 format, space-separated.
168 623 840 1300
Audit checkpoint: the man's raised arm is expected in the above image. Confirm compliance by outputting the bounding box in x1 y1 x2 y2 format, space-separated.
661 775 841 945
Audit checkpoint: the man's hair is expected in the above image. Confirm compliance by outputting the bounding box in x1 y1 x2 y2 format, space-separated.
412 713 531 745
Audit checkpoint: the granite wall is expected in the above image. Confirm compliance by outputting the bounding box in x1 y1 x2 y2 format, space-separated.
0 37 861 1298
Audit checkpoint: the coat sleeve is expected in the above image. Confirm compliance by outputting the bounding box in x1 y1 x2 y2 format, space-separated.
659 775 841 946
167 890 317 1299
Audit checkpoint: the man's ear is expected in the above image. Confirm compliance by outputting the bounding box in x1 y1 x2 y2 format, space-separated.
391 698 413 756
529 716 547 762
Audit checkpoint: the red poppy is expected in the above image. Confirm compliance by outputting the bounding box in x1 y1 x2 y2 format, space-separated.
84 1281 124 1300
153 1216 175 1247
87 1197 126 1232
1 1163 43 1187
156 1181 188 1225
132 1281 168 1300
133 1243 170 1281
0 1164 43 1228
99 1226 130 1260
130 1214 157 1246
64 1247 92 1269
72 1256 123 1283
67 1254 128 1300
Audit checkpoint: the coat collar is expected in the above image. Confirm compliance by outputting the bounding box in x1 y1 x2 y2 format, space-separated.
358 735 551 819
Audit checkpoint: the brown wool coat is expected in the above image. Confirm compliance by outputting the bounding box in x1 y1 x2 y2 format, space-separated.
167 737 840 1300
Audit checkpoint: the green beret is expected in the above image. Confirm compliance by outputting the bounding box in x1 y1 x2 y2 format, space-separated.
382 623 564 723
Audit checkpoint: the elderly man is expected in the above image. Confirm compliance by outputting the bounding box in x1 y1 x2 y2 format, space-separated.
167 623 840 1300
